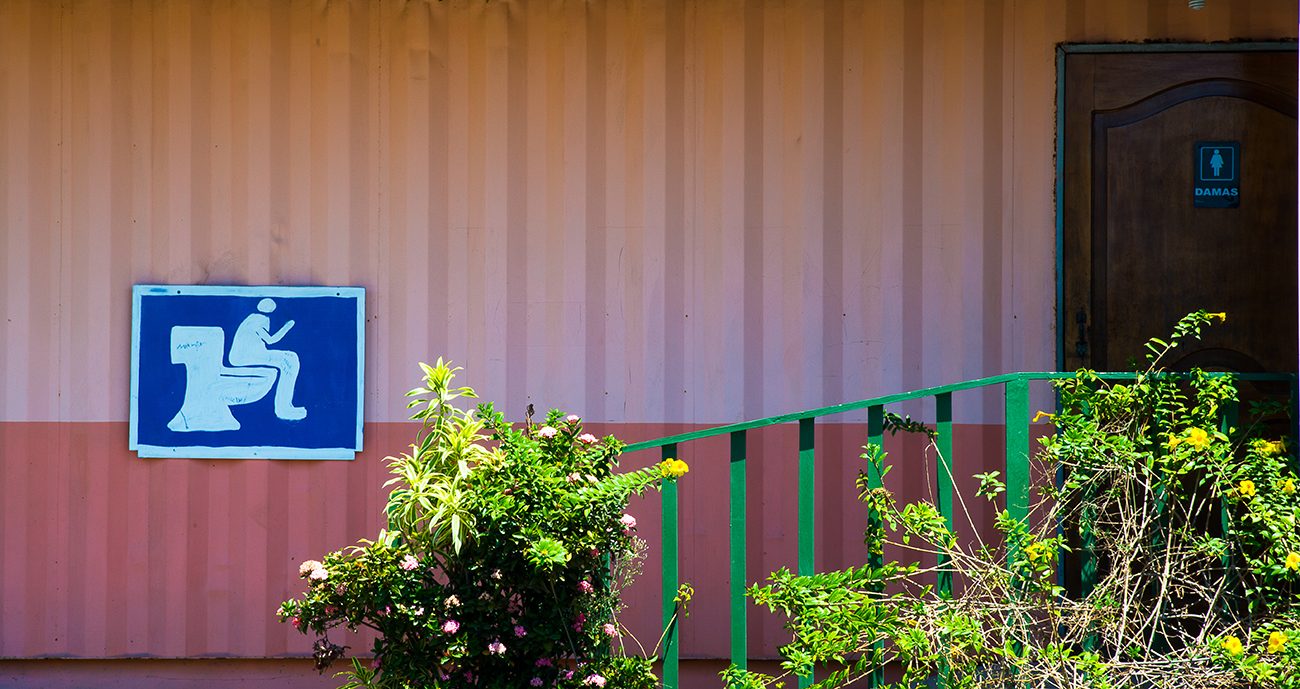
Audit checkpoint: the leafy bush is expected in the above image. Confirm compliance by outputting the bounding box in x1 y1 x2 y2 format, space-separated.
725 312 1299 689
279 359 687 689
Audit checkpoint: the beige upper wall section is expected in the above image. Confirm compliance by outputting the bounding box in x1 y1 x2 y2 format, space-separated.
0 0 1294 424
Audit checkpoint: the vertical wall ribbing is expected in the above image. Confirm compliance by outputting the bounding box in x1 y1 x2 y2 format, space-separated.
0 0 1292 661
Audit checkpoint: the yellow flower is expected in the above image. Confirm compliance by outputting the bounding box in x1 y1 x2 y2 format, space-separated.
1282 478 1297 496
1166 434 1182 451
1286 552 1300 572
1267 631 1287 654
1031 410 1054 423
1184 428 1211 451
1253 439 1286 457
1211 312 1227 322
1222 635 1244 656
659 458 690 479
1238 480 1256 499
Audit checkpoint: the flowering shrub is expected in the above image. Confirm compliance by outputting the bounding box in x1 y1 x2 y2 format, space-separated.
279 360 686 689
724 312 1299 689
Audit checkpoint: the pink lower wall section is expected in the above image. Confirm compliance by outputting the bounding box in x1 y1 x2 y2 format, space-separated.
0 420 1042 661
1 659 782 689
0 659 343 689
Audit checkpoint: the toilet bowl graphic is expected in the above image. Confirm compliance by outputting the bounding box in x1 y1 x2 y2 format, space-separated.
167 326 279 432
130 284 362 459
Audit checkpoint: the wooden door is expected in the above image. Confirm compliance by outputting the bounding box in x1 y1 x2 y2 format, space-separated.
1062 49 1297 375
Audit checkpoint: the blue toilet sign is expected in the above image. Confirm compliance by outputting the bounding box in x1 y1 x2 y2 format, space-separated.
130 285 365 459
1193 141 1240 208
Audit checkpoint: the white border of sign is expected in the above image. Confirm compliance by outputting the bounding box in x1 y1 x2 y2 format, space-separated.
129 284 366 460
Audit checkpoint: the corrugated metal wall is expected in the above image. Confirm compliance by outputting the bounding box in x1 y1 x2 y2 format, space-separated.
0 0 1293 660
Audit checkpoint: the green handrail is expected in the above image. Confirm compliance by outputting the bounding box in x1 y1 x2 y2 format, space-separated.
629 371 1296 689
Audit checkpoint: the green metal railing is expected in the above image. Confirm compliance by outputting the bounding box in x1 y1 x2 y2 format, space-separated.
622 371 1297 689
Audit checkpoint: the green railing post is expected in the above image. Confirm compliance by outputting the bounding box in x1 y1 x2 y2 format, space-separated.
730 430 748 672
1079 385 1098 622
1004 377 1030 660
1074 383 1099 653
1292 379 1300 475
1004 376 1031 533
1148 414 1170 653
1218 400 1240 618
866 405 885 689
935 393 954 689
935 393 954 597
797 418 816 689
1081 478 1098 651
661 444 680 689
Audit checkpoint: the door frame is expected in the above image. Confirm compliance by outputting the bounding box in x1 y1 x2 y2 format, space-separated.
1053 41 1298 370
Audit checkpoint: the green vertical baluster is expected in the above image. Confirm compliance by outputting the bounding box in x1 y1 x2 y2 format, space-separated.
867 406 885 562
1081 468 1098 652
1004 377 1031 539
1148 409 1170 653
1219 400 1239 613
1291 379 1299 475
1004 377 1030 659
730 431 748 672
935 393 954 596
1080 504 1097 596
661 444 680 689
935 394 954 689
1052 384 1066 595
600 549 613 658
797 418 816 689
867 405 885 689
1079 391 1098 634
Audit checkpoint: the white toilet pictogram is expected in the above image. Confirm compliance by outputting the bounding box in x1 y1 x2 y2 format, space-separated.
167 298 307 432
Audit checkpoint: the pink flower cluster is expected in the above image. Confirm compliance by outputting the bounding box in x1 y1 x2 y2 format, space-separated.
298 560 323 577
299 559 329 582
620 514 637 532
399 554 419 571
538 426 559 439
487 640 507 655
584 674 606 687
442 619 460 634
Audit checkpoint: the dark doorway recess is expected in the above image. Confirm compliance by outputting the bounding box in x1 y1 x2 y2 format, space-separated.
1061 48 1297 376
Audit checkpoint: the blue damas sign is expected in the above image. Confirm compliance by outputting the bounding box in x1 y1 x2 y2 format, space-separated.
1193 141 1240 209
130 285 365 459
